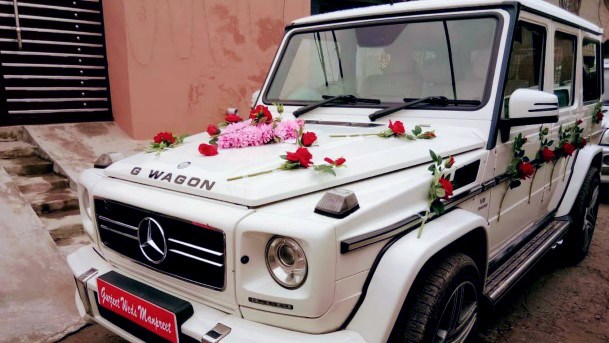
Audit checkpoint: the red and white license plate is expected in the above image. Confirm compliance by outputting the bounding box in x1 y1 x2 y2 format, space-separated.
97 278 179 343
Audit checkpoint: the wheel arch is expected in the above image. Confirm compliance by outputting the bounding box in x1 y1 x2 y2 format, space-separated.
345 209 488 343
556 145 603 217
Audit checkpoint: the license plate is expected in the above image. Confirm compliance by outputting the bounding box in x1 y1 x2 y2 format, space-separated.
96 272 191 343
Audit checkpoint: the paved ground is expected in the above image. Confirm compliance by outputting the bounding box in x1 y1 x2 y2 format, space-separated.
60 190 609 343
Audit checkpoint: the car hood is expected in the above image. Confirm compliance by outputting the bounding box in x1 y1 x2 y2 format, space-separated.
104 123 485 207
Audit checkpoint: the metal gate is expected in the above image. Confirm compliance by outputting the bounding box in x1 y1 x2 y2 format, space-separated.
0 0 112 126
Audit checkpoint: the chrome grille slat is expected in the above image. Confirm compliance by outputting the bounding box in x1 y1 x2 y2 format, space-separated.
100 225 137 240
97 215 138 230
169 249 223 267
168 238 223 256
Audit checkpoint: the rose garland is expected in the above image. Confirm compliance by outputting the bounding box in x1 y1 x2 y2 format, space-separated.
226 146 346 181
199 104 307 156
147 132 188 155
592 102 604 125
418 150 455 238
528 126 554 203
498 133 532 221
329 120 436 140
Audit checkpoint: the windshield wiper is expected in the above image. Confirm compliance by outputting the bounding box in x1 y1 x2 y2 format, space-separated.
368 96 481 121
293 95 381 117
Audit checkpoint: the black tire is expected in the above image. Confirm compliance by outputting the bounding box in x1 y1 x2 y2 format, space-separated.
388 253 480 343
561 166 600 264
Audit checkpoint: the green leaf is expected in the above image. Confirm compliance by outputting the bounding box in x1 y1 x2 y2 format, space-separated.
428 164 436 172
314 165 336 176
413 126 422 136
430 150 438 161
431 200 445 216
280 155 287 160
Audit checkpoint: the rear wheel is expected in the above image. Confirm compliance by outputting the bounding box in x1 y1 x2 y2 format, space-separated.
388 253 480 343
562 166 600 264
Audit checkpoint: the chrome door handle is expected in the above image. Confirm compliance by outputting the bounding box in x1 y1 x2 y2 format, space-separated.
12 0 21 49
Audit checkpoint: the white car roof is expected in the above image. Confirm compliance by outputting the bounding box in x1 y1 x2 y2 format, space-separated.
291 0 602 34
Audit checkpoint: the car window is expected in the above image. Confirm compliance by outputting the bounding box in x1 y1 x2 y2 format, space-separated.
504 21 546 98
583 39 601 103
265 16 499 106
553 32 576 107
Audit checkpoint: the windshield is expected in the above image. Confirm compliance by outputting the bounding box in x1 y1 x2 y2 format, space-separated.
265 16 499 106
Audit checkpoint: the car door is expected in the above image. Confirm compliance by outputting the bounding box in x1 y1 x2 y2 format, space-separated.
488 18 551 254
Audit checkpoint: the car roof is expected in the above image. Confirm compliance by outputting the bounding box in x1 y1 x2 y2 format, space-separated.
291 0 602 34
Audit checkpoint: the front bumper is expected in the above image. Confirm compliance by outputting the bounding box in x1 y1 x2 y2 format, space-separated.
68 246 365 343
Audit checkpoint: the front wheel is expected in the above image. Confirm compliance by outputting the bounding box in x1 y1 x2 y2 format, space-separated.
561 166 600 264
388 253 480 343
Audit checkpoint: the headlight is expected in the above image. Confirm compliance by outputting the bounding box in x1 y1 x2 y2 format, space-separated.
265 236 307 289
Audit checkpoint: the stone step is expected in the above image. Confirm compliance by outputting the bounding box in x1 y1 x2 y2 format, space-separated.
0 141 37 159
0 126 23 142
57 234 90 257
0 157 53 176
40 209 84 244
13 173 70 193
25 188 79 215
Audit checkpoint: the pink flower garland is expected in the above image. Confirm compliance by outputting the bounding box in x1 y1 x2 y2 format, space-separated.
217 119 304 149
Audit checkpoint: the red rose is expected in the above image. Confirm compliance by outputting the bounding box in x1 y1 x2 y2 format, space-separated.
388 120 405 135
596 111 604 123
207 124 220 136
153 132 175 145
301 132 317 147
445 156 455 168
198 143 218 156
438 177 454 200
541 147 555 162
286 147 313 168
576 119 583 125
581 138 587 147
249 105 272 123
518 161 535 180
563 142 575 156
325 157 346 166
225 113 243 123
419 131 436 139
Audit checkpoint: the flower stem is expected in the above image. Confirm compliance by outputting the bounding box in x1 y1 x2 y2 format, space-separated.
562 156 570 182
329 133 379 138
528 169 538 204
549 161 556 190
417 201 432 239
227 168 279 181
498 183 509 222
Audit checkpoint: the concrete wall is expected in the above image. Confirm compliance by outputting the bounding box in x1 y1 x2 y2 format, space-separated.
545 0 609 28
102 0 309 139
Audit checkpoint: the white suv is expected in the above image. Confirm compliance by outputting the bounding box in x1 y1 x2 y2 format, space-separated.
69 1 604 342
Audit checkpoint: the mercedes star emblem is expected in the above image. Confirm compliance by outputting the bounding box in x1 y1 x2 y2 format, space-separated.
137 217 167 264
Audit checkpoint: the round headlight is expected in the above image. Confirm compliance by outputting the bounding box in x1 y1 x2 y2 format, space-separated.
265 236 307 289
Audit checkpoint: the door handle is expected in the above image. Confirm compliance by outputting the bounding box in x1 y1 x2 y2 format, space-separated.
12 0 22 49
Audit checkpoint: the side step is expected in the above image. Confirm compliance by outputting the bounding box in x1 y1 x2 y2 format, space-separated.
484 217 571 303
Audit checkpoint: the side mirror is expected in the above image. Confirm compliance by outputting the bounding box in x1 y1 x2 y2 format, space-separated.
500 89 559 142
251 89 261 108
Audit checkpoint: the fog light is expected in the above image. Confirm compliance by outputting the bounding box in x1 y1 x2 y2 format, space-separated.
265 237 307 289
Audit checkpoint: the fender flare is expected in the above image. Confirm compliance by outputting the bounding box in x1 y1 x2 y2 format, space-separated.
346 209 488 343
556 145 602 217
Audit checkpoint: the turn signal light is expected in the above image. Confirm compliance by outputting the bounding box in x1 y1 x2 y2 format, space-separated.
314 189 359 218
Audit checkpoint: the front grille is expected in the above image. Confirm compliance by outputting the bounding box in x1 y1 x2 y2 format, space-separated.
94 199 226 290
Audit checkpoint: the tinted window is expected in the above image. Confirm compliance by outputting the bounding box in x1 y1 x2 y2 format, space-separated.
504 21 546 97
583 39 601 102
553 32 576 107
